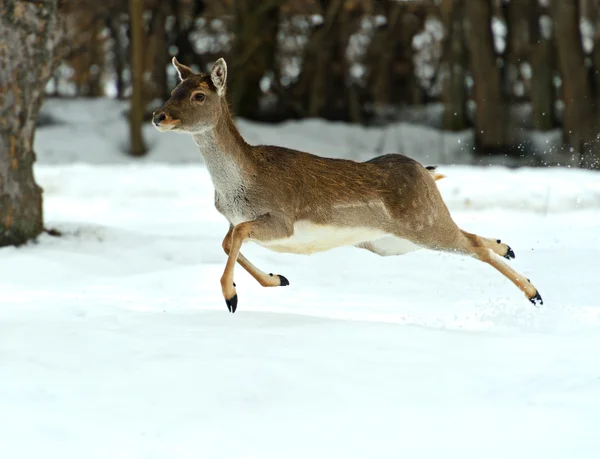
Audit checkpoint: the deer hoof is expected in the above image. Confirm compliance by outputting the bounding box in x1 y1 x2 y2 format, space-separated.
529 290 543 307
269 273 290 287
278 275 290 286
226 294 238 313
504 246 516 260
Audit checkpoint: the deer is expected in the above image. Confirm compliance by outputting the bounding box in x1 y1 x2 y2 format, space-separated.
152 57 543 313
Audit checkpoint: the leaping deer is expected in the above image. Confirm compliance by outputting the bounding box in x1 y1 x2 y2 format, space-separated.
153 57 543 313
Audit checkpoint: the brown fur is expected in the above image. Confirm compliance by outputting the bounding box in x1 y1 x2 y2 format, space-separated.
153 57 543 312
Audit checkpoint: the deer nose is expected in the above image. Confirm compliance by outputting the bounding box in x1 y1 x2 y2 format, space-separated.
153 112 167 125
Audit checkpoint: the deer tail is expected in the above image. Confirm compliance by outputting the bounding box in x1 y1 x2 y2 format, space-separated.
425 165 446 182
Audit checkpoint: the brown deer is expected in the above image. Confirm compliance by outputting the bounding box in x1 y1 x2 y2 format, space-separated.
153 57 543 313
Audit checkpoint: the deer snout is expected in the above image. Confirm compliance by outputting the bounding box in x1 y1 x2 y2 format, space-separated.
152 111 168 126
152 110 180 132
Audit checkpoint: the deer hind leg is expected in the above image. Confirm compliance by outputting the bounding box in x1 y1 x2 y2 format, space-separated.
222 226 289 290
455 230 543 305
221 217 291 313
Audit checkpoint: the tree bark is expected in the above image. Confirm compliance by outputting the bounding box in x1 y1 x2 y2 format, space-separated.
0 0 62 247
171 0 206 73
441 0 468 130
230 0 281 120
505 0 531 100
145 1 170 103
367 2 421 109
528 0 554 131
292 0 362 122
551 0 597 168
465 0 509 153
586 0 600 169
154 2 170 102
129 0 147 156
107 15 125 100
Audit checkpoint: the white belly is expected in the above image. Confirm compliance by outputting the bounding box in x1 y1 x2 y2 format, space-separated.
253 221 388 255
359 235 421 256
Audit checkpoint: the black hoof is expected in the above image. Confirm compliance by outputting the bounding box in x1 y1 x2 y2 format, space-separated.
226 294 238 313
278 275 290 286
529 290 543 306
270 273 290 287
504 246 516 260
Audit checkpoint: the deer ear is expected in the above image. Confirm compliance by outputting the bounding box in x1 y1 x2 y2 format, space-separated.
172 57 194 81
210 58 227 96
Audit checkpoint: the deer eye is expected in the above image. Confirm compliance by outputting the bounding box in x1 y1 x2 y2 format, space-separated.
194 93 205 102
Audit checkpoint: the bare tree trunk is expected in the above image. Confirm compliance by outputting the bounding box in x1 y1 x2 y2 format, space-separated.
129 0 147 156
172 0 206 72
230 0 281 119
0 0 62 247
145 1 170 103
87 16 105 97
586 0 600 169
306 0 345 118
551 0 597 168
292 0 362 122
505 0 531 100
465 0 509 153
528 0 554 131
154 2 170 102
441 0 468 130
107 16 126 100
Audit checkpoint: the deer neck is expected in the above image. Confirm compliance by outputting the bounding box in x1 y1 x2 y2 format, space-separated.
192 107 251 197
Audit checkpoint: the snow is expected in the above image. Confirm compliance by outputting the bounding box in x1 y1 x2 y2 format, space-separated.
2 98 600 458
37 98 575 168
37 98 475 165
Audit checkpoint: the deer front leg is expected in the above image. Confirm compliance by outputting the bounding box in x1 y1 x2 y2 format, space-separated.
221 225 290 289
221 216 292 313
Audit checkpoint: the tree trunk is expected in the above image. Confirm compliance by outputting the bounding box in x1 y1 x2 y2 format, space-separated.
528 0 554 131
505 0 531 100
154 2 170 102
365 1 426 119
230 0 281 119
306 0 346 118
551 0 597 168
465 0 509 153
129 0 147 156
107 16 125 100
145 2 170 103
172 0 206 73
0 0 62 247
586 0 600 169
441 0 468 130
292 0 361 122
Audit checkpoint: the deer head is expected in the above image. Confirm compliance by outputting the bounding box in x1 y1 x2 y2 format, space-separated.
152 57 228 134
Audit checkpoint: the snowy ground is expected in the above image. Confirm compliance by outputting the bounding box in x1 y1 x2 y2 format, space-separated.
37 98 568 167
2 100 600 458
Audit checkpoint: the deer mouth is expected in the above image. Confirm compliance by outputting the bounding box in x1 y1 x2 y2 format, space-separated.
154 118 181 132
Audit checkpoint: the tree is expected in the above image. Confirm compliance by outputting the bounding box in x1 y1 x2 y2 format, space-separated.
293 0 362 122
441 0 468 131
367 1 425 113
527 0 555 131
551 0 597 168
0 0 62 247
504 0 530 100
464 0 509 153
230 0 281 120
129 0 147 157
